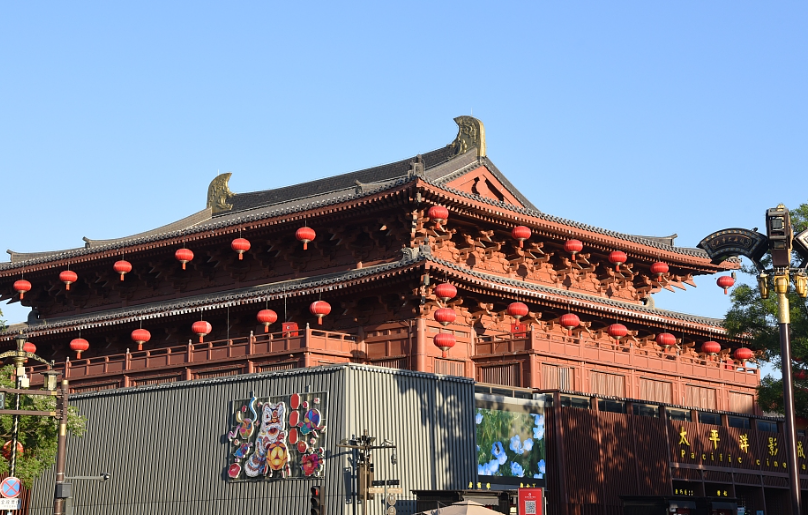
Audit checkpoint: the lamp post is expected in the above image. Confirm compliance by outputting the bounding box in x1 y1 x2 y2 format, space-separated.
0 332 59 515
699 204 808 515
338 430 398 515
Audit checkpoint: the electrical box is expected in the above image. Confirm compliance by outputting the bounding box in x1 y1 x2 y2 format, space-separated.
281 322 299 337
55 482 72 499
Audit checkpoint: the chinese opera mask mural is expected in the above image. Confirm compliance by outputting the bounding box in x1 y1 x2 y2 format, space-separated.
226 391 327 480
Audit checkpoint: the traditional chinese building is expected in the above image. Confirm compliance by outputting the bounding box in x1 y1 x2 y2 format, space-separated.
2 117 803 514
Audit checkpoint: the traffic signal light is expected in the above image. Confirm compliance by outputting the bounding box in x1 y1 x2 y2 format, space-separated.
310 485 323 515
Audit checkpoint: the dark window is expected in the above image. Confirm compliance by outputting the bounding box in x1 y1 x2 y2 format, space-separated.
757 420 778 433
560 395 590 410
728 416 750 429
634 404 660 418
698 412 721 425
667 409 690 422
597 399 626 413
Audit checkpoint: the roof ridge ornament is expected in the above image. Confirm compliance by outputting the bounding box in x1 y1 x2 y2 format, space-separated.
450 116 486 158
207 173 235 215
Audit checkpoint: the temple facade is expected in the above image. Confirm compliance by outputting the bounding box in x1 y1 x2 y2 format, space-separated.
2 117 800 514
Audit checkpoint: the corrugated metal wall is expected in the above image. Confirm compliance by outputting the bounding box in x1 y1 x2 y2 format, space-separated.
27 364 476 515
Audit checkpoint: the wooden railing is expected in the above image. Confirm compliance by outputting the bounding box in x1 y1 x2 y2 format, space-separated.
474 330 760 387
26 328 358 388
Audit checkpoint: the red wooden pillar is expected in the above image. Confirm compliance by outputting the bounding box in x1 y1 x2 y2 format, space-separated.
415 317 427 373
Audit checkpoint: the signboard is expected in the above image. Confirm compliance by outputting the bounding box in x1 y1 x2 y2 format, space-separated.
0 498 21 510
0 477 21 498
518 487 543 515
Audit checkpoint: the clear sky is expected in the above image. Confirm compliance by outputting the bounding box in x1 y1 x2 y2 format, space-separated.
1 3 806 377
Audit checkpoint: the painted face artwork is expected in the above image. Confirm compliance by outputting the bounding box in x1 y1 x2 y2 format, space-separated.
227 392 327 480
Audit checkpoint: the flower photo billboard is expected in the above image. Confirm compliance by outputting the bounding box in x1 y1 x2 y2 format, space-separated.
475 393 546 487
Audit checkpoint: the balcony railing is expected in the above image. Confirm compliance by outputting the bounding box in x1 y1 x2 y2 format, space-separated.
474 329 760 386
26 328 358 389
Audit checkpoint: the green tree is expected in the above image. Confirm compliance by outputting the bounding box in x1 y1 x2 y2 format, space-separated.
723 203 808 418
0 309 87 487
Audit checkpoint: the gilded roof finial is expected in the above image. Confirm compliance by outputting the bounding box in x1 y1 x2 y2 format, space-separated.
450 116 486 158
207 173 235 214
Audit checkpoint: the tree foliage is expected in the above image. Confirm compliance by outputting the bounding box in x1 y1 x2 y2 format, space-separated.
723 203 808 418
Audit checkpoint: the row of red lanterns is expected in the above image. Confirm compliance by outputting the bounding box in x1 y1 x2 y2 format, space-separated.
11 227 321 296
433 282 457 357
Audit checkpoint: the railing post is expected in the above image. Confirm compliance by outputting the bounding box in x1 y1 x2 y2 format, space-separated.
249 331 255 355
124 348 130 371
187 339 193 363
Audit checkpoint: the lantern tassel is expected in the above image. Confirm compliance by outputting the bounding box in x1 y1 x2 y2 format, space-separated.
199 335 204 343
120 274 125 281
238 253 243 261
303 242 308 250
66 284 71 291
182 263 187 270
19 292 24 300
571 254 576 261
518 241 523 248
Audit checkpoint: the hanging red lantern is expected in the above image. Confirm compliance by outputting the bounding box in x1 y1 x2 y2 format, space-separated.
559 313 580 336
433 333 456 357
507 302 529 321
435 283 457 302
257 309 278 333
607 323 628 341
564 239 583 261
428 205 449 230
309 301 332 325
114 260 132 281
175 248 194 270
231 238 251 260
59 270 78 290
192 321 212 343
1 442 23 462
131 329 151 351
733 347 754 361
295 227 316 250
608 251 627 271
656 332 677 347
13 280 31 300
717 276 735 295
511 226 531 248
650 262 669 281
702 341 721 355
434 307 457 326
22 341 36 354
70 338 89 358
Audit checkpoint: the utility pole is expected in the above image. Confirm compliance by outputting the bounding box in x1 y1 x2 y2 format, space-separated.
338 430 397 515
700 204 808 515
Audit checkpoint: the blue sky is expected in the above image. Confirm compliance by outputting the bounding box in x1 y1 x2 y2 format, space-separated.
1 3 806 378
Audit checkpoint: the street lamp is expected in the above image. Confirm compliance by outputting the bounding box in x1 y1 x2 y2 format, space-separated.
338 430 398 515
699 204 808 515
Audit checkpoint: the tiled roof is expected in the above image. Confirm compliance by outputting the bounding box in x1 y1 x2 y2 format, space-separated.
4 247 727 338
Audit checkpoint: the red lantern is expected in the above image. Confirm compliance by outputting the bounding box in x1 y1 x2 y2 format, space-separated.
650 261 669 281
59 270 78 290
131 329 151 351
114 260 132 281
564 239 583 261
507 302 529 321
702 341 721 355
560 313 580 336
434 307 456 326
796 370 808 381
733 347 754 361
257 309 278 333
608 251 627 271
296 227 316 250
433 332 456 357
428 205 449 230
192 321 212 343
70 338 90 358
717 276 735 295
175 248 194 270
13 279 31 300
512 226 531 248
656 332 676 347
231 238 251 260
309 301 332 325
435 283 457 302
22 341 36 354
607 323 627 341
1 441 23 462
